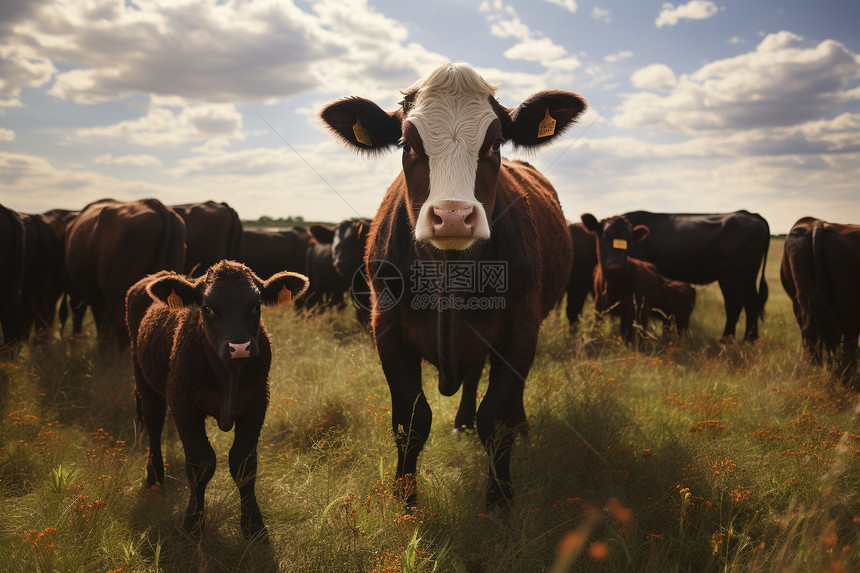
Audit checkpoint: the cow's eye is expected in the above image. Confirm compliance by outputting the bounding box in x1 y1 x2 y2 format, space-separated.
201 305 213 316
492 139 503 153
253 303 261 314
398 140 411 154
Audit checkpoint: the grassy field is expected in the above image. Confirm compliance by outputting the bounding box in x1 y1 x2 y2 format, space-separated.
1 238 858 572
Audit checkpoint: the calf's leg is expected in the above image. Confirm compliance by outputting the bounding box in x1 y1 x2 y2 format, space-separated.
135 375 167 485
230 409 268 541
176 413 216 534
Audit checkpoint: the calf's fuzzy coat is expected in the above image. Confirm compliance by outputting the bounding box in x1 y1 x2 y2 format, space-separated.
126 260 308 539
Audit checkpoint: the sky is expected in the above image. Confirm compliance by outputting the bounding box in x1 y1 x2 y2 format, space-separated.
1 0 859 234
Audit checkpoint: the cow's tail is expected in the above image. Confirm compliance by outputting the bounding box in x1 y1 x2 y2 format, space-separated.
810 220 839 360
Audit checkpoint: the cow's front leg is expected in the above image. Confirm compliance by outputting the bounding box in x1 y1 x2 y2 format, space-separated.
478 341 534 510
230 406 268 542
175 412 215 534
454 358 486 432
377 323 428 510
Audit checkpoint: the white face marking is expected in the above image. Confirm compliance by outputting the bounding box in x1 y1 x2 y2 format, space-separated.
404 64 497 248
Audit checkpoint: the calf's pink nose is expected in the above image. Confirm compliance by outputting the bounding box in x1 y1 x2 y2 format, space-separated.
228 341 251 359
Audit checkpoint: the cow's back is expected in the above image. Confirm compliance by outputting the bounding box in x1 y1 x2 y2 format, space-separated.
242 227 309 278
173 201 244 276
66 199 186 344
126 273 182 394
497 160 572 315
624 210 768 284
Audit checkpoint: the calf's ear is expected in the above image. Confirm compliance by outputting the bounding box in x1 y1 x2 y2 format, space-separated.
503 90 587 149
261 272 310 307
320 97 402 154
581 213 601 235
632 225 650 242
147 274 200 309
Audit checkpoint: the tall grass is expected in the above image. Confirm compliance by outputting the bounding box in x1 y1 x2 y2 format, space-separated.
0 238 858 572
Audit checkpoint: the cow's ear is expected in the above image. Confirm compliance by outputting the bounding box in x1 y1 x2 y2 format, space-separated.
357 219 370 242
503 90 587 149
147 274 200 309
309 224 335 243
632 225 650 242
581 213 601 235
260 272 310 307
320 97 402 154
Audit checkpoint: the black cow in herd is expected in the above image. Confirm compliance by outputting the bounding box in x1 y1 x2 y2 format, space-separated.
0 204 26 354
565 222 597 330
582 214 696 342
242 226 310 279
781 217 860 386
126 260 309 538
566 210 770 341
321 62 586 509
171 201 244 278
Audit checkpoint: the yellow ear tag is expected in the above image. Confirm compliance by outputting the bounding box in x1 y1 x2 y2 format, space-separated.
167 289 184 312
537 108 556 138
353 117 372 147
277 285 292 306
613 239 628 250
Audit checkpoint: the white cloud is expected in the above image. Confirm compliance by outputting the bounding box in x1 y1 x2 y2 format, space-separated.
591 7 612 23
655 1 720 28
504 37 568 62
544 0 578 14
94 153 162 167
77 102 244 146
729 36 744 45
604 51 633 64
483 0 580 73
0 128 14 141
0 45 55 106
1 0 445 106
630 63 677 90
615 32 860 133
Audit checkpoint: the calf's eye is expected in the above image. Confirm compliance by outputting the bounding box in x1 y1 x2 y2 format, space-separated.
201 305 213 316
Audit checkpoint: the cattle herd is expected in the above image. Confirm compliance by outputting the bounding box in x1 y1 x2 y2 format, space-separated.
0 63 858 538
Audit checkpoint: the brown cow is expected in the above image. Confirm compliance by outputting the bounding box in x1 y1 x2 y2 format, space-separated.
320 62 585 509
125 260 308 538
242 226 309 279
65 198 186 349
565 222 597 330
171 201 244 277
781 217 860 386
582 214 696 342
0 204 26 354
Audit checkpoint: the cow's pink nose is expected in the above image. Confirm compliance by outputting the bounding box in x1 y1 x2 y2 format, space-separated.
228 341 252 359
430 202 476 237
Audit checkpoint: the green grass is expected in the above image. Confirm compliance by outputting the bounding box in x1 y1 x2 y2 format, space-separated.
1 238 858 572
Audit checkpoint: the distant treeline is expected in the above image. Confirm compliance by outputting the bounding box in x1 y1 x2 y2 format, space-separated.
241 216 328 228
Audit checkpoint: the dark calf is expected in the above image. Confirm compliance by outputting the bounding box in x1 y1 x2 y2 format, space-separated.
582 214 695 342
126 260 308 539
